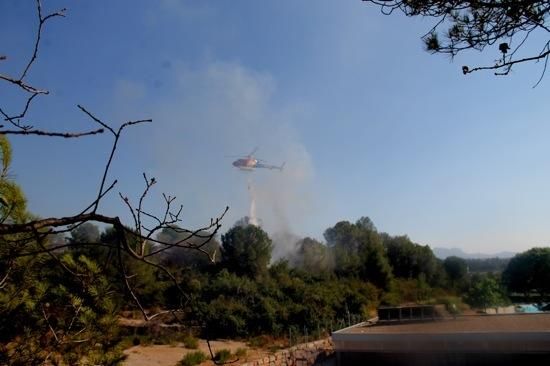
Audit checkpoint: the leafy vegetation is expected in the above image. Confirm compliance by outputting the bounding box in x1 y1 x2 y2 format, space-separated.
214 349 233 363
466 274 509 312
178 351 208 366
183 335 199 349
2 133 550 362
2 2 546 365
502 248 550 299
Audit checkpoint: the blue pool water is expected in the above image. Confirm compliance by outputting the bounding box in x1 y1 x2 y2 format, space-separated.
515 304 541 313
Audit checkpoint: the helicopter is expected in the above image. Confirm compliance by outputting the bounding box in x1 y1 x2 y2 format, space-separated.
230 147 285 171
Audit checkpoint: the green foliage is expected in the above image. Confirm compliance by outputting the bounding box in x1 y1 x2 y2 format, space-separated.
433 295 465 315
100 226 170 308
214 349 233 363
325 220 362 274
358 235 393 290
248 335 271 348
324 217 392 289
69 222 101 244
0 137 128 364
195 262 381 339
294 237 331 275
383 277 432 306
424 32 440 52
0 135 12 173
382 234 443 286
3 140 508 363
466 274 509 311
235 347 247 358
183 335 199 349
0 154 164 364
465 257 510 273
443 256 468 287
221 225 273 278
0 251 122 365
502 247 550 300
0 136 27 223
179 351 207 366
157 226 220 269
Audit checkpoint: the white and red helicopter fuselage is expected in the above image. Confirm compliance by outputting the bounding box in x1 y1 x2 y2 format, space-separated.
231 149 285 171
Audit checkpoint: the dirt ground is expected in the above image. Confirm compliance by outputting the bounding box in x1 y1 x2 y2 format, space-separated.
122 339 270 366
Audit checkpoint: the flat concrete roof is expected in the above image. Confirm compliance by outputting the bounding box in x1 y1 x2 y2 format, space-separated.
332 314 550 354
343 314 550 334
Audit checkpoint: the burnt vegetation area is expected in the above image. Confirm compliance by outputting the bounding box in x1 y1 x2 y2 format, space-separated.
1 1 550 365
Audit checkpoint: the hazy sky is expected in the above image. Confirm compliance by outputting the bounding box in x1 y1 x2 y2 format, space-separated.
1 0 549 254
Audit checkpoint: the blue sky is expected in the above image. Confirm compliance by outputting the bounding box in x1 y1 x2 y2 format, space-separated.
1 0 549 254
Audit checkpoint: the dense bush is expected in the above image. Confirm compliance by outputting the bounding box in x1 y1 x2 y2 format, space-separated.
179 351 208 366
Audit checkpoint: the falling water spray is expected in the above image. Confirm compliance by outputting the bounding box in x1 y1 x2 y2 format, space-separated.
248 176 259 226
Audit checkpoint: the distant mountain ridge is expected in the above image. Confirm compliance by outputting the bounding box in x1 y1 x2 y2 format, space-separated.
432 247 516 259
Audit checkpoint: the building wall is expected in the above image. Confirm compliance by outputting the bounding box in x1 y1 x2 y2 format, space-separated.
239 338 334 366
337 352 550 366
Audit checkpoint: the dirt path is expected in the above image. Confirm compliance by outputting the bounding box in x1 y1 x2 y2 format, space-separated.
123 339 270 366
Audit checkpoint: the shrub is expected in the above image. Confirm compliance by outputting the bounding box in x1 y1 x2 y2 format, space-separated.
178 351 207 366
248 335 270 348
235 348 247 358
433 295 466 315
214 349 232 363
183 335 199 349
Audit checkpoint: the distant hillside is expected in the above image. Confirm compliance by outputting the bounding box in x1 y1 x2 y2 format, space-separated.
432 247 516 259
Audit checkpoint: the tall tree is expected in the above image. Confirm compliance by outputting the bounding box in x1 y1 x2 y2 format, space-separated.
325 217 392 289
294 237 332 275
502 247 550 300
221 225 273 278
443 256 468 287
362 0 550 82
67 222 100 244
324 221 363 275
156 226 220 269
466 274 509 311
382 234 442 285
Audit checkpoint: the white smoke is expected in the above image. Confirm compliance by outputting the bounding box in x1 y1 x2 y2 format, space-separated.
116 61 316 258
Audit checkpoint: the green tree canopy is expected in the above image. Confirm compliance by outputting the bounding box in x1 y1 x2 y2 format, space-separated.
466 274 509 311
382 234 442 285
502 247 550 300
324 217 392 289
0 136 27 223
324 220 362 274
443 256 468 287
221 225 273 278
293 237 332 275
156 226 220 269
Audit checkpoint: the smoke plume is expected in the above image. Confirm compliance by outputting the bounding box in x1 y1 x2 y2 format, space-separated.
114 61 316 259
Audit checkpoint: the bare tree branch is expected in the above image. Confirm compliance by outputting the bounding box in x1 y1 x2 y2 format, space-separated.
21 0 67 81
3 93 38 123
77 104 152 213
463 46 550 74
0 74 49 94
0 128 104 138
362 0 550 81
0 3 231 362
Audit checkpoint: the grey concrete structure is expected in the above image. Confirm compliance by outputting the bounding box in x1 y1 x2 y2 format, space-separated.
332 314 550 365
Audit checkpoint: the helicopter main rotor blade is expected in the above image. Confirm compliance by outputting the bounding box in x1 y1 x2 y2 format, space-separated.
248 147 259 157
